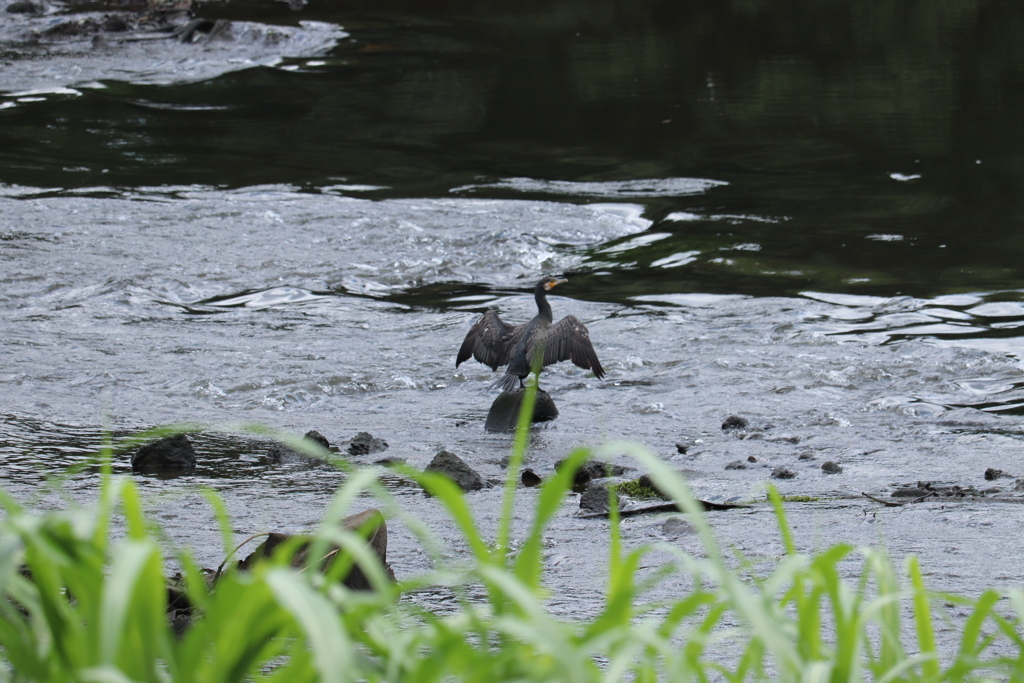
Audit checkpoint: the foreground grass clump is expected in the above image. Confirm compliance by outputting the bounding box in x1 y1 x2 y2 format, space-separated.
3 389 1024 680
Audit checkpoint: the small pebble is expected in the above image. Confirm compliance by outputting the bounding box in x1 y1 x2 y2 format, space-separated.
747 455 757 463
771 467 796 480
798 452 816 460
984 467 1011 481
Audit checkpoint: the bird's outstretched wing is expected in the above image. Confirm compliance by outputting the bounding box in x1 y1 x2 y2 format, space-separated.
540 315 605 379
456 310 521 371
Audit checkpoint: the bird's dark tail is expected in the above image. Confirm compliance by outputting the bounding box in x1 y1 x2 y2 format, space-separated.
493 371 522 393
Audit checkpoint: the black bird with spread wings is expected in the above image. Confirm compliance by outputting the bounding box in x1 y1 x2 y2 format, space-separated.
456 277 605 392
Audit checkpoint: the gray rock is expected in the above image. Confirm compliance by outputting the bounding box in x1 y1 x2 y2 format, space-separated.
985 467 1011 481
132 433 197 472
347 431 388 456
555 458 627 489
521 468 542 487
425 450 484 492
6 0 45 13
484 388 558 432
770 467 796 479
821 461 843 474
267 430 332 464
579 481 612 512
722 415 749 430
304 430 329 449
724 459 747 470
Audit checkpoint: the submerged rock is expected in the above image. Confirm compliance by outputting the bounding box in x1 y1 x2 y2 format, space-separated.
555 458 627 489
266 429 332 464
892 486 931 498
347 431 388 456
890 482 980 499
131 433 197 472
821 461 843 474
425 449 484 492
6 0 45 14
770 467 796 479
724 460 747 470
985 467 1012 480
484 388 558 432
721 415 749 430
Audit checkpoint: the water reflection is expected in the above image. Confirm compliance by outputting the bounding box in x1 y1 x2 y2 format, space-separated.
1 1 1024 302
797 289 1024 359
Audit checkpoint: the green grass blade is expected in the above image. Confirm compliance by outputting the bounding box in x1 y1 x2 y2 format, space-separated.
908 555 939 680
98 541 161 666
513 446 591 590
497 373 540 561
265 568 354 682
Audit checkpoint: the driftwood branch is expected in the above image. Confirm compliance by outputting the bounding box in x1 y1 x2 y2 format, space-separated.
862 491 935 507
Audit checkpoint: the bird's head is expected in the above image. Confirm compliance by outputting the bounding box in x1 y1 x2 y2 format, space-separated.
541 277 568 291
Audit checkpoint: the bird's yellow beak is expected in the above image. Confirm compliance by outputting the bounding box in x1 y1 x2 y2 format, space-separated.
546 278 568 290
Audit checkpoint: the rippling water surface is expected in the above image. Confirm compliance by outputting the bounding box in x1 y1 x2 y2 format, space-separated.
4 0 1024 651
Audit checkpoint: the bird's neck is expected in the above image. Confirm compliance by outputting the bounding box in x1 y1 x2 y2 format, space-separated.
535 289 553 321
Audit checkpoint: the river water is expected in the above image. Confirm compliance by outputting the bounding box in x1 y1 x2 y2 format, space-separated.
4 0 1024 649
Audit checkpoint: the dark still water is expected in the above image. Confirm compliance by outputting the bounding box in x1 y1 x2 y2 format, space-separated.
3 0 1024 298
4 0 1024 636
